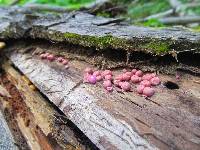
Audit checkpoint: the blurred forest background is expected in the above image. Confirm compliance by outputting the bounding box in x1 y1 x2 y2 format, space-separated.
0 0 200 29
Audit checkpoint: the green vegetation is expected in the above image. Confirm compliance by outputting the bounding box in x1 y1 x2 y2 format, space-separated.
0 0 95 9
127 0 170 19
141 41 171 54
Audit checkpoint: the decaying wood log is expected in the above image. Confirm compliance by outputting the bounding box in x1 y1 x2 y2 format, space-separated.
0 62 97 150
0 7 200 56
5 46 200 150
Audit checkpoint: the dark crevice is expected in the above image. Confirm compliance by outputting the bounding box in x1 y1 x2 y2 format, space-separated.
5 38 200 76
163 81 179 90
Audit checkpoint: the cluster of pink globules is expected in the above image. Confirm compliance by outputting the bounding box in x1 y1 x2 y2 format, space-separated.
83 68 161 97
39 52 69 69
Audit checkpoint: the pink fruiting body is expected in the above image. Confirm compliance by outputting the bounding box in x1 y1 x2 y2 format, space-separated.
57 57 63 62
113 80 120 86
88 75 97 84
62 59 68 65
176 74 180 80
102 70 112 77
140 80 151 87
122 74 131 81
131 69 137 74
122 69 127 73
125 72 132 76
115 75 123 81
40 54 46 59
143 87 155 97
106 86 113 92
135 70 143 77
96 75 102 81
105 74 112 80
121 82 131 91
151 73 156 78
150 77 160 86
136 85 145 94
83 73 90 83
84 67 93 74
131 75 141 83
47 54 55 61
93 71 101 76
103 80 112 88
142 74 153 81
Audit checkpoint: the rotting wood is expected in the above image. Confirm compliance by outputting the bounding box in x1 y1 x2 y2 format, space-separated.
7 47 200 150
0 7 200 55
0 62 98 150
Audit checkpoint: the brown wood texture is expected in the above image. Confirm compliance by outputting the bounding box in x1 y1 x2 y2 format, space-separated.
7 49 200 150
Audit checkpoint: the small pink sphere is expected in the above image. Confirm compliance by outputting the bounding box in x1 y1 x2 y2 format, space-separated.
125 72 132 76
47 54 55 61
176 74 180 80
151 73 156 78
106 86 113 92
150 77 160 86
102 70 112 77
83 73 89 83
131 75 141 83
131 69 137 74
135 70 143 77
84 67 93 74
40 54 46 59
140 80 151 87
115 75 123 81
121 82 131 91
122 69 127 73
93 71 101 76
62 59 68 65
136 85 145 94
113 80 120 86
143 87 155 97
142 74 153 81
57 57 63 62
122 74 131 81
88 75 97 84
105 74 112 80
96 75 102 81
103 80 112 88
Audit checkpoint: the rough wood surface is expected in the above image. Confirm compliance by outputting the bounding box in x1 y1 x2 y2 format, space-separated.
0 7 200 55
0 62 98 150
8 49 200 150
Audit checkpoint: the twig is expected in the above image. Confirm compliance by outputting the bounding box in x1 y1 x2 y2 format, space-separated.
159 16 200 25
142 3 200 21
92 17 126 26
144 9 174 20
23 4 69 13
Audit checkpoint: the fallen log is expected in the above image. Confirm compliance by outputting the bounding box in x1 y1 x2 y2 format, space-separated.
4 43 200 150
0 6 200 56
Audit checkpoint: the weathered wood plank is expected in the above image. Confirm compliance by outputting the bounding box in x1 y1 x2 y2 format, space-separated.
0 7 200 55
8 49 200 150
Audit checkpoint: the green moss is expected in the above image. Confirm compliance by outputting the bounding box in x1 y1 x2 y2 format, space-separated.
142 41 171 54
44 30 172 55
63 32 133 50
